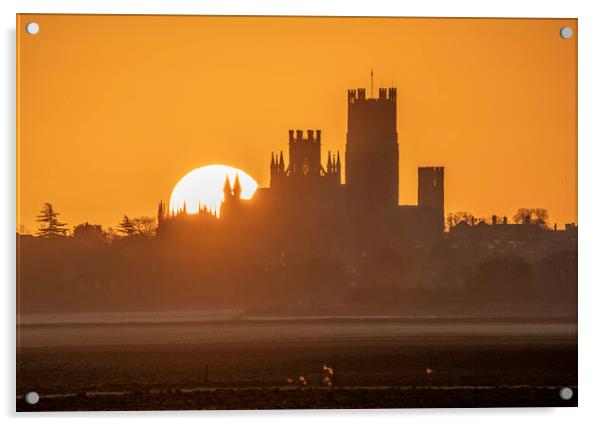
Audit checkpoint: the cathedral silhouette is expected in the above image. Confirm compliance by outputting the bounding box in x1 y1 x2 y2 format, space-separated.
157 86 444 255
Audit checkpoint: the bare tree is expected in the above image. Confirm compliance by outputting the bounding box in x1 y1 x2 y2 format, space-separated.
104 227 120 242
532 208 550 229
513 208 549 228
445 213 456 230
36 203 68 238
131 216 157 237
446 211 476 228
513 208 533 225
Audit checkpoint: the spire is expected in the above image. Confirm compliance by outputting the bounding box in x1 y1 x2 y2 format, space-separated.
327 151 333 173
223 175 232 194
336 151 341 181
232 173 242 199
157 200 164 225
271 152 279 177
279 150 285 173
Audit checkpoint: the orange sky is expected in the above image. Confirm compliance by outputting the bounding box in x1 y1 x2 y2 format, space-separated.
17 15 577 232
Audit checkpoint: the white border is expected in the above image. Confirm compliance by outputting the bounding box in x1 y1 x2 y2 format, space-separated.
0 0 589 18
3 1 602 425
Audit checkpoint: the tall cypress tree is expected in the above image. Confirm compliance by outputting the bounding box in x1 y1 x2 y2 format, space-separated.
117 215 136 237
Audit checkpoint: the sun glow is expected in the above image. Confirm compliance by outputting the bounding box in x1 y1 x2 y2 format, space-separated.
169 165 258 217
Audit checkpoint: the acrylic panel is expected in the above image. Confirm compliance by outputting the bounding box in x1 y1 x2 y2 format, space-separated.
16 15 577 411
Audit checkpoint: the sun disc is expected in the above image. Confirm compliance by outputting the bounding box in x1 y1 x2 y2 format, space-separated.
169 165 258 217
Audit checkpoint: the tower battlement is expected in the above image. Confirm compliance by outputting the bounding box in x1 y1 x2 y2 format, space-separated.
348 87 396 104
288 129 321 144
418 166 445 175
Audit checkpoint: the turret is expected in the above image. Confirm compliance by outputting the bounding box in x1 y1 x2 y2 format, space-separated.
223 176 233 202
157 200 166 226
270 152 281 188
232 173 242 199
221 174 243 219
279 151 285 173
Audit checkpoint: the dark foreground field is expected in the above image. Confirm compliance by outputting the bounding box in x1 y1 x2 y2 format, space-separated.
16 318 577 410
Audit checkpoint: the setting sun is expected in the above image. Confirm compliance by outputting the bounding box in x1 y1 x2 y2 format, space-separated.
169 165 258 216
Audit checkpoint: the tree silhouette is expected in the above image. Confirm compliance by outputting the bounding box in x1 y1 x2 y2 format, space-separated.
513 208 533 225
513 208 549 228
131 216 157 237
532 208 550 229
117 215 136 237
73 222 105 242
35 203 68 238
104 227 119 241
446 211 476 228
445 213 455 229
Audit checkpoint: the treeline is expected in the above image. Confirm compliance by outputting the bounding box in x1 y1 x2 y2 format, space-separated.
32 202 157 241
446 208 551 229
17 203 577 316
31 203 555 241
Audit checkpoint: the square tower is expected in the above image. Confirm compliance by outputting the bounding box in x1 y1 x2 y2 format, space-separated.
288 129 322 176
418 167 445 235
345 87 399 215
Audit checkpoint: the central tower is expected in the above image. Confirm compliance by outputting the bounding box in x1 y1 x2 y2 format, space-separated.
345 87 399 215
